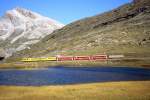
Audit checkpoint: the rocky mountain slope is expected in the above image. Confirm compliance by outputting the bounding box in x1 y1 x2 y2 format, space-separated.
0 8 64 57
8 0 150 61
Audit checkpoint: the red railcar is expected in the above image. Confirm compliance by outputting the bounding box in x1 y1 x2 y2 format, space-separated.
57 56 74 61
74 56 91 60
91 55 108 60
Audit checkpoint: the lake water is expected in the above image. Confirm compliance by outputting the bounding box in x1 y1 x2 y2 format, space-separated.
0 67 150 86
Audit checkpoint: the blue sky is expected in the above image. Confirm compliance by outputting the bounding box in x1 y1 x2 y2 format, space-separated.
0 0 132 24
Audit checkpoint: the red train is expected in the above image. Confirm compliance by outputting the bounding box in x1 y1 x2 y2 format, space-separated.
56 54 108 61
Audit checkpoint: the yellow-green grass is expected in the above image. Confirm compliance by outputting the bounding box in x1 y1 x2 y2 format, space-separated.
0 81 150 100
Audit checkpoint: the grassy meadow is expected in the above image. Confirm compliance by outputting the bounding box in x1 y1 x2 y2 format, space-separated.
0 81 150 100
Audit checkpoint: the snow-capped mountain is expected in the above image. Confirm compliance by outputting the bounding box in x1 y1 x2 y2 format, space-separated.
0 7 64 57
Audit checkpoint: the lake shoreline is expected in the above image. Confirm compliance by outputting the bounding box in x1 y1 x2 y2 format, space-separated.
0 60 150 69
